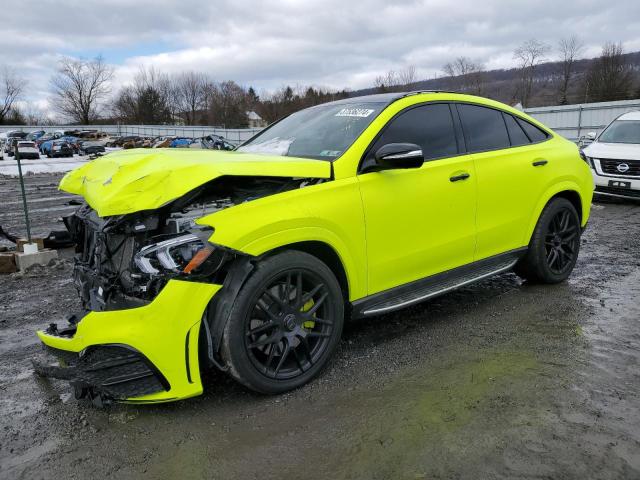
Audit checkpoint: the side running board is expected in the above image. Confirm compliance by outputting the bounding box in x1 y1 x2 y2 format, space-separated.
351 249 526 318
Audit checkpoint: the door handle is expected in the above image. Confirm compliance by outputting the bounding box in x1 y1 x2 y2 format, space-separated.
450 172 470 182
532 159 548 167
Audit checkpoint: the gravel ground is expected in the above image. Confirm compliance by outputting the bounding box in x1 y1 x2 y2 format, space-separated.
1 173 639 479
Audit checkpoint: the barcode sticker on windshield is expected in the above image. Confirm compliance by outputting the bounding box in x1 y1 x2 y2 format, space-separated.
335 108 375 118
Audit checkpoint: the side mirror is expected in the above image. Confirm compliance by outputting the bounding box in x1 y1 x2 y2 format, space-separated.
374 143 424 170
586 132 596 140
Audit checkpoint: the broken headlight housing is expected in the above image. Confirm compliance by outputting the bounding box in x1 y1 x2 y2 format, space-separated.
134 230 215 275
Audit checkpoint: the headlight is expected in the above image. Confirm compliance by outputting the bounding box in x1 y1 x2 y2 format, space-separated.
134 231 214 275
579 150 594 168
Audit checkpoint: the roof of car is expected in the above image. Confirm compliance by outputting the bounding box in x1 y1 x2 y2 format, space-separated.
617 111 640 121
322 90 456 106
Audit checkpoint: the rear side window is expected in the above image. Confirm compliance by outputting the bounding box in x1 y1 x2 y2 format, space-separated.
516 117 549 143
367 103 458 162
458 104 510 153
503 113 530 146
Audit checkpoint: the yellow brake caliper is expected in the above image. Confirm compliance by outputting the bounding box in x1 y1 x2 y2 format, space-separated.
301 299 315 329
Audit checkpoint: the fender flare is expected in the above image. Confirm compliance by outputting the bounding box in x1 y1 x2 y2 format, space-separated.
201 229 362 371
522 181 584 246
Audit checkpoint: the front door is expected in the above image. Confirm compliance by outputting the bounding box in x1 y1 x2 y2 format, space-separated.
358 103 477 295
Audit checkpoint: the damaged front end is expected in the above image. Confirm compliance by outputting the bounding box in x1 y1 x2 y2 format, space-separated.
36 174 323 404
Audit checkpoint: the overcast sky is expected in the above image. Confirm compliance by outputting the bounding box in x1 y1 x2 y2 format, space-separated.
2 0 640 114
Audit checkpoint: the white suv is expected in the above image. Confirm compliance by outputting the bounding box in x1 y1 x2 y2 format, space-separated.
583 111 640 199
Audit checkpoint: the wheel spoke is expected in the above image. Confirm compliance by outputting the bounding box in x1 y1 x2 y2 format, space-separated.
264 343 277 373
299 283 324 309
292 347 306 373
281 272 292 305
246 321 277 337
306 292 328 316
307 331 331 338
256 299 280 321
274 340 291 376
295 272 303 307
249 332 280 349
297 334 314 365
308 317 333 326
264 289 287 309
547 248 558 267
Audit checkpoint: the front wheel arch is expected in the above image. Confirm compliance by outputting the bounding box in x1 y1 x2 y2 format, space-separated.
265 241 349 304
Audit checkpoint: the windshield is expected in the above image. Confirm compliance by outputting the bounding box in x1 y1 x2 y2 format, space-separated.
599 120 640 144
237 102 384 160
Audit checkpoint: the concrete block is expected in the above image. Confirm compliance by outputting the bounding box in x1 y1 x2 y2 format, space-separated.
14 249 58 271
0 252 16 273
17 238 45 252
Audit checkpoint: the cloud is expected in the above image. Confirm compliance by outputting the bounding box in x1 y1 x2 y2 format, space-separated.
1 0 639 110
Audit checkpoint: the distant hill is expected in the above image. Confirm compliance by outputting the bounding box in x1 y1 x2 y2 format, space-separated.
349 51 640 107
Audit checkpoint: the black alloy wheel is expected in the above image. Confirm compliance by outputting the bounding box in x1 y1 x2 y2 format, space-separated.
515 197 581 284
221 251 344 394
244 270 334 380
544 208 580 275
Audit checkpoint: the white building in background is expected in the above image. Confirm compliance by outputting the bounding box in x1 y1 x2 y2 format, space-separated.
246 111 267 128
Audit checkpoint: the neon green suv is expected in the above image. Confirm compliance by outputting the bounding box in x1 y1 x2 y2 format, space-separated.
35 91 594 404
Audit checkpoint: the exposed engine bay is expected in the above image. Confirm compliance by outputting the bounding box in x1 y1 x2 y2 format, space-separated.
64 176 324 312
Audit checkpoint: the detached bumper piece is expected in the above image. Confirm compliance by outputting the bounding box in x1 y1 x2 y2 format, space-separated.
35 344 169 406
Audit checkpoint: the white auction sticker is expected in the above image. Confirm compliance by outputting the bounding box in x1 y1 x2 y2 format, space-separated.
335 108 375 118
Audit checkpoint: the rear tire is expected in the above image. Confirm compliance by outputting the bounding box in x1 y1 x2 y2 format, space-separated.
221 251 344 394
515 197 581 284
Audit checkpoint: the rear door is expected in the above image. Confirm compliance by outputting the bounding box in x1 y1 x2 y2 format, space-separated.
358 103 477 295
456 103 553 260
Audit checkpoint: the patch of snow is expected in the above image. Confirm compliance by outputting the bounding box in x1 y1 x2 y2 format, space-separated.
0 155 88 176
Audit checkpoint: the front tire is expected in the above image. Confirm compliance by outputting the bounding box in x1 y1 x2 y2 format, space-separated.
221 251 344 394
515 197 581 283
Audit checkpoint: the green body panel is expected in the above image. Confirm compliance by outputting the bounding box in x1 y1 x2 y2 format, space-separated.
39 92 594 402
37 280 220 402
59 148 331 217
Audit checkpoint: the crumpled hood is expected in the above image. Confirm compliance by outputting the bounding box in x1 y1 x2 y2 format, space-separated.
60 148 332 217
583 141 640 161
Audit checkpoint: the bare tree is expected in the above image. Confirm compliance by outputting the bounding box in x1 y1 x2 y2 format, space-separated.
207 80 248 128
584 42 633 102
0 68 25 124
374 66 417 92
442 57 486 94
112 66 175 124
556 36 584 104
173 71 208 125
50 55 113 124
398 65 417 88
513 39 550 107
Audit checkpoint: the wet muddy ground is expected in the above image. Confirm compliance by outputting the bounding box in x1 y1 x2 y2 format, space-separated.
1 173 639 479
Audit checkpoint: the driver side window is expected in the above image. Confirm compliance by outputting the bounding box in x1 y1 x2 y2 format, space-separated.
366 103 459 164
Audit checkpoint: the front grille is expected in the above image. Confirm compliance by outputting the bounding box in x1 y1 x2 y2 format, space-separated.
595 185 640 198
46 345 169 400
599 158 640 177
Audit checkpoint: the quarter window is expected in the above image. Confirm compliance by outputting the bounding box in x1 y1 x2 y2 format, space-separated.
503 113 530 147
458 104 511 153
516 117 549 143
366 104 458 163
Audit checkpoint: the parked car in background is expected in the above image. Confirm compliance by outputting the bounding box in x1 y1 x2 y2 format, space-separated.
16 141 40 159
78 140 106 155
201 134 236 150
58 136 81 154
583 111 640 200
36 132 63 150
4 138 19 157
45 140 74 158
26 130 46 141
